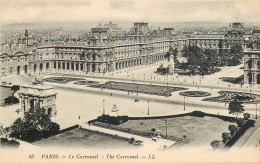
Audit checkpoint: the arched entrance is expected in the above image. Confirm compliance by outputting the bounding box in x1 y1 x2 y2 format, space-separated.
40 63 43 71
80 63 83 71
17 66 21 75
257 73 260 84
46 63 49 70
24 65 28 74
247 72 252 84
71 63 74 70
248 59 252 69
92 64 95 72
62 62 65 69
10 67 13 74
34 64 37 73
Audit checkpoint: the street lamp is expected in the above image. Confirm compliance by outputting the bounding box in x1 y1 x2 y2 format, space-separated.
147 100 150 115
103 100 105 115
184 96 186 110
166 73 168 86
164 121 168 138
256 103 258 119
137 84 139 95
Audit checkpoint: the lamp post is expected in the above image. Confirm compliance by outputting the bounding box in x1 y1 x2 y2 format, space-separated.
137 84 138 95
147 100 150 115
184 96 186 110
103 100 105 115
166 73 168 86
165 121 168 138
256 103 258 119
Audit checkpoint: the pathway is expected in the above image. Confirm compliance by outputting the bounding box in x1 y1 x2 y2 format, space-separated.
81 123 175 151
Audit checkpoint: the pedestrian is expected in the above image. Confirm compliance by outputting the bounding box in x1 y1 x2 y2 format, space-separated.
79 115 80 119
111 93 113 96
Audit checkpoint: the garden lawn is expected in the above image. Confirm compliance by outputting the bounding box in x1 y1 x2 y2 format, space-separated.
33 128 137 149
103 116 236 149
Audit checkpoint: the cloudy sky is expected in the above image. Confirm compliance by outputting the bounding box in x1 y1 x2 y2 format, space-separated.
0 0 259 24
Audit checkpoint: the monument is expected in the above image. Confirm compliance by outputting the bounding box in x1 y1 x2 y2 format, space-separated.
18 78 57 119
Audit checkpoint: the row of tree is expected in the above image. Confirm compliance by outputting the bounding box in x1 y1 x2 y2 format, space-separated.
210 98 252 150
174 44 243 75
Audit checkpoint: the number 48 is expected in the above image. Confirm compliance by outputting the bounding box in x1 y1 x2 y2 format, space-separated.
28 154 34 159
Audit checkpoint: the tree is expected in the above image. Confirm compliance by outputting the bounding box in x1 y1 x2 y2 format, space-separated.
230 44 243 59
11 85 20 96
0 125 9 139
243 113 251 120
228 125 238 136
211 140 220 150
4 96 19 105
236 118 245 128
228 99 245 118
222 132 230 143
228 44 243 66
218 40 223 51
9 108 59 142
151 128 156 134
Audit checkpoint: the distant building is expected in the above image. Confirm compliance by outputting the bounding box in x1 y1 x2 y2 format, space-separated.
18 81 57 117
243 50 260 85
0 44 31 76
1 21 257 78
188 22 246 51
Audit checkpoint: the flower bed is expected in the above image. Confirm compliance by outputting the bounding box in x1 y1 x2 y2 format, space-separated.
179 91 211 97
43 77 85 84
73 80 100 85
203 90 260 103
88 81 187 97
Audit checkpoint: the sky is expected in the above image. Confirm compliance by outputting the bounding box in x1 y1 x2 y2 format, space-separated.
0 0 259 25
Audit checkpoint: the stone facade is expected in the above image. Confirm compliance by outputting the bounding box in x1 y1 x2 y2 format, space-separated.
244 50 260 85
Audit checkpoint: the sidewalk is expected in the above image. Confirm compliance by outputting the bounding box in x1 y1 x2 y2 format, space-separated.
81 123 175 151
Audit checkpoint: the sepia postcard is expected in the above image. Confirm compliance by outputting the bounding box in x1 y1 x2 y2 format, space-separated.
0 0 260 163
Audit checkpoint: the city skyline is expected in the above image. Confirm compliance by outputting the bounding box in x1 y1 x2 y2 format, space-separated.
0 0 259 25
